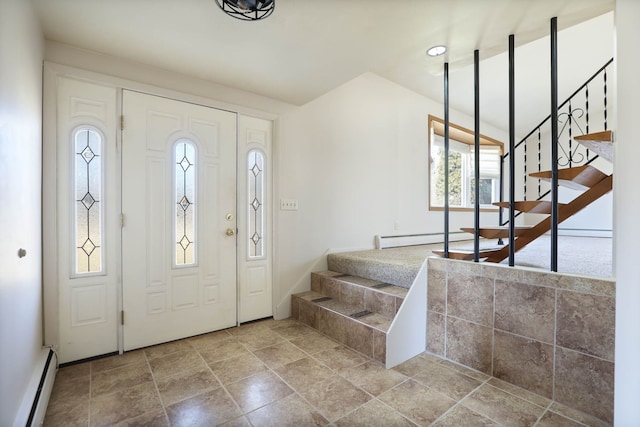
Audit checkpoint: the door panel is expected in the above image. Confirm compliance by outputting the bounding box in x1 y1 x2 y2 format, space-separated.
56 77 119 363
122 91 237 350
238 116 273 322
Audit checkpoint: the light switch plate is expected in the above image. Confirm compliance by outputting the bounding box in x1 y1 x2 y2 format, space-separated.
280 199 298 210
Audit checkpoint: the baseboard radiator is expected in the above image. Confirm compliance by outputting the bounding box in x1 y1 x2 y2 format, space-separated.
375 231 468 249
14 347 57 427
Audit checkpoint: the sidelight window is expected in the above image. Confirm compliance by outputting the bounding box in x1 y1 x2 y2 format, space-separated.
74 127 104 274
248 149 265 258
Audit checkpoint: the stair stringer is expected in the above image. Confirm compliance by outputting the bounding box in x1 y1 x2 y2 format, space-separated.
485 174 613 263
385 258 427 368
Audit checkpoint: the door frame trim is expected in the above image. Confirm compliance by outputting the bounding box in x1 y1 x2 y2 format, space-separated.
43 62 277 358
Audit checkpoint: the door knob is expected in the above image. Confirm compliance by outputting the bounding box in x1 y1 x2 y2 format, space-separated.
226 228 236 236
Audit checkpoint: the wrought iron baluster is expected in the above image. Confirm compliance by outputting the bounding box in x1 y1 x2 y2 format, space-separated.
585 85 590 161
604 68 608 131
523 138 527 201
568 101 573 167
537 127 541 198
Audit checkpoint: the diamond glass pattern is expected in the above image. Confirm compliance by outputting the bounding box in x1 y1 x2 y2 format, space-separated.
248 150 265 258
74 128 102 274
175 140 197 265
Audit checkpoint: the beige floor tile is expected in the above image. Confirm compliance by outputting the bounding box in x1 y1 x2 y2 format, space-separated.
271 323 319 340
198 340 250 364
115 409 169 426
90 382 163 427
536 411 586 427
547 402 612 427
439 359 491 382
312 346 368 370
412 363 482 401
335 399 416 427
48 375 90 407
431 404 500 426
208 352 267 384
339 361 408 396
252 341 307 368
148 349 205 379
144 339 193 360
166 387 242 427
219 416 252 426
54 363 90 382
461 383 546 427
234 328 286 351
91 361 153 398
246 393 329 427
378 379 456 426
488 377 552 408
289 333 340 355
392 354 437 377
188 329 235 350
298 375 371 422
43 400 89 427
226 371 294 413
91 350 146 373
155 364 221 406
273 357 333 390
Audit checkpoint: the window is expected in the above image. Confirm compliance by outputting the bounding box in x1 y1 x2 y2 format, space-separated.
74 127 104 274
428 115 503 211
174 139 197 266
247 149 265 259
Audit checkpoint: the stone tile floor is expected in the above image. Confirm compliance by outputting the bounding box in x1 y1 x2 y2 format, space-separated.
44 318 610 426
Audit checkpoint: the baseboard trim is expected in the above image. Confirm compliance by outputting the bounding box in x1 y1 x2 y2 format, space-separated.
375 232 468 249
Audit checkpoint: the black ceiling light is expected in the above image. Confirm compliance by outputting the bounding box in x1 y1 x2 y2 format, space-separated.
215 0 275 21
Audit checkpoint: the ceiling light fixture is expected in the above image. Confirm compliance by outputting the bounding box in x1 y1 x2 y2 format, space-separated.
215 0 275 21
426 45 447 57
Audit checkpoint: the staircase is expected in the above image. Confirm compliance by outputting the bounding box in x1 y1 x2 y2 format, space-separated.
435 131 613 262
291 253 428 368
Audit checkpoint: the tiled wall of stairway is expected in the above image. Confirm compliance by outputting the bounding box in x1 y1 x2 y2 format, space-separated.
426 257 616 424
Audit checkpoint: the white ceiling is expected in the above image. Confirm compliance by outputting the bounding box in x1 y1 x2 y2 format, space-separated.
33 0 615 134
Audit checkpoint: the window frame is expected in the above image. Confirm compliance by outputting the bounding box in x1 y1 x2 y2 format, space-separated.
428 115 504 212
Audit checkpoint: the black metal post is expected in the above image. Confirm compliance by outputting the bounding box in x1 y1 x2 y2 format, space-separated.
550 17 559 271
498 155 505 244
444 62 450 258
508 34 516 266
474 50 480 262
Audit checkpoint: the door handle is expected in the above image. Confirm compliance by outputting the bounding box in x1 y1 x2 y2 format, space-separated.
226 228 236 236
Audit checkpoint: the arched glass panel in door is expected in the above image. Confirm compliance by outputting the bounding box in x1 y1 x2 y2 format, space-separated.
73 127 103 274
174 139 197 266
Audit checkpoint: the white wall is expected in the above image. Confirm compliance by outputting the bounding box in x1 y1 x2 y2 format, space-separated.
0 0 44 425
274 73 505 317
614 0 640 424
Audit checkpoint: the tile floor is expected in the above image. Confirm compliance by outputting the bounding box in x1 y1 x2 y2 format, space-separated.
44 318 610 427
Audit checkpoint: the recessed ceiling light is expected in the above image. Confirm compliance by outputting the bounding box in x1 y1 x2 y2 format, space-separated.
426 45 447 57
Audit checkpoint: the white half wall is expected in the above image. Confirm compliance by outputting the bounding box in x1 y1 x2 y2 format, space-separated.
0 0 45 425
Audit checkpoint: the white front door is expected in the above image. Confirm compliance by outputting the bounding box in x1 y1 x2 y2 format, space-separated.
121 91 237 350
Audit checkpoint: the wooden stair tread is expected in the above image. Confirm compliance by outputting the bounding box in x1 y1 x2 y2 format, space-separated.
460 226 532 239
485 174 613 263
574 130 613 142
493 200 567 214
432 248 503 260
574 131 613 162
529 165 609 190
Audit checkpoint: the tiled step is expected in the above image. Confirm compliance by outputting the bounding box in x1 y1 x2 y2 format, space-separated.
291 271 408 364
327 250 425 289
